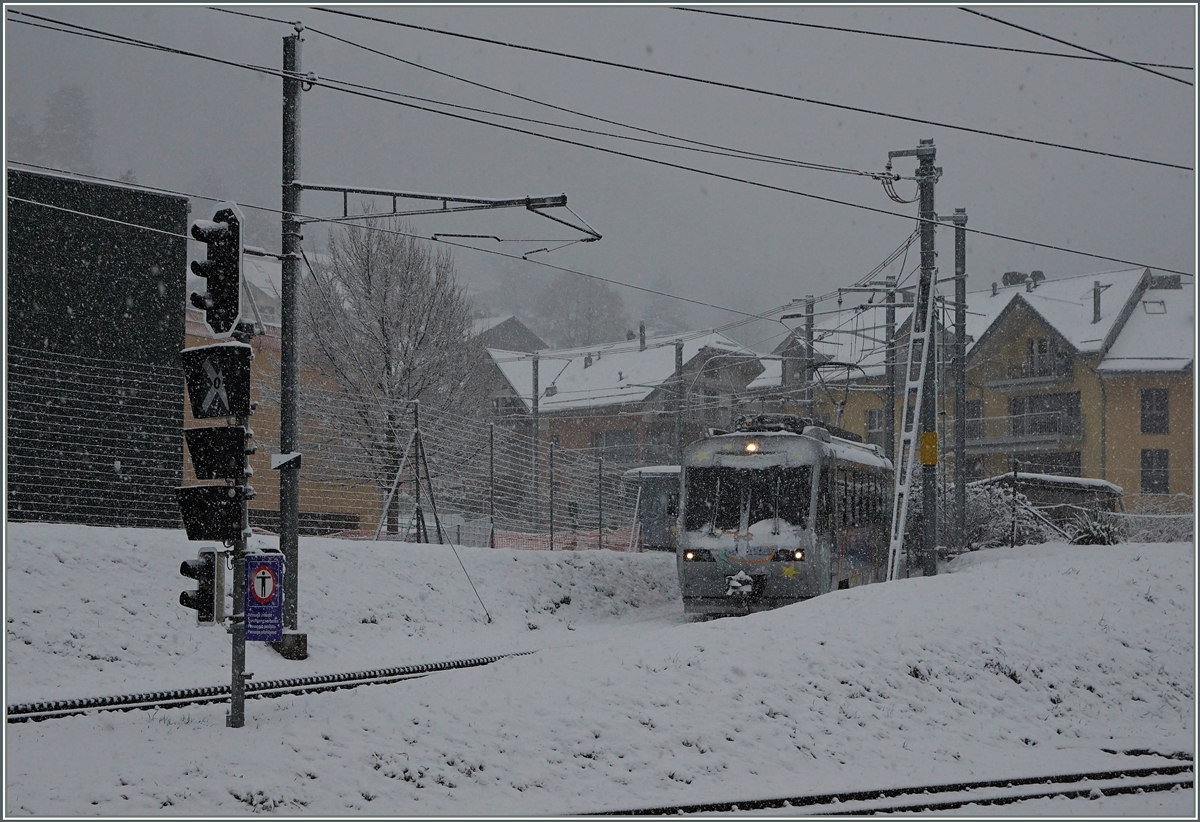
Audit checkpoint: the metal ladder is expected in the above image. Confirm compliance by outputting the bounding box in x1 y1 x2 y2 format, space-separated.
886 276 938 581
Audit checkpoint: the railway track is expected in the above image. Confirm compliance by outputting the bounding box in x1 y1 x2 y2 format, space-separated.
597 762 1194 816
6 651 534 724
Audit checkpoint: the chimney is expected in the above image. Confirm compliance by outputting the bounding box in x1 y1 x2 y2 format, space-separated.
639 320 646 351
1025 279 1033 292
992 282 998 297
1030 270 1045 288
1093 280 1102 324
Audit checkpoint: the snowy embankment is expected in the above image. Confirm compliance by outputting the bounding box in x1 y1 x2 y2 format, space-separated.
4 522 1195 817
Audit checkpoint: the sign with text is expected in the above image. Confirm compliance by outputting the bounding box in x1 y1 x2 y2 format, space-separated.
244 553 284 642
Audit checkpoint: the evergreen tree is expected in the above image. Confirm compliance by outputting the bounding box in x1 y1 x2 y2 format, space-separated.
533 271 629 348
39 84 98 175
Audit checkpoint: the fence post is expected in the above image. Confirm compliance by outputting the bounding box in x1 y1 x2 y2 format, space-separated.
549 441 555 551
489 422 495 549
597 455 603 551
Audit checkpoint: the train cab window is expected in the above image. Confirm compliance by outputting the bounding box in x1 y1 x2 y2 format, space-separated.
683 466 811 531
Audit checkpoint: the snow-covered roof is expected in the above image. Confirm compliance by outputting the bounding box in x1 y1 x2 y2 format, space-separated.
970 471 1124 496
967 268 1149 358
488 331 759 413
745 356 782 391
1098 279 1194 373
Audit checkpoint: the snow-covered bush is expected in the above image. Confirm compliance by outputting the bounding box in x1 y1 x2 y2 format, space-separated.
1120 494 1194 543
907 473 1048 557
1066 508 1123 545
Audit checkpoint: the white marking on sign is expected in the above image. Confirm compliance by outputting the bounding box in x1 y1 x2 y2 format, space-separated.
202 359 230 415
250 565 277 604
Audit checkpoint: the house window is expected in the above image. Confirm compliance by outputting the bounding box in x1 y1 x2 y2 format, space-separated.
865 408 883 447
1024 336 1071 379
1141 449 1169 495
1141 388 1169 434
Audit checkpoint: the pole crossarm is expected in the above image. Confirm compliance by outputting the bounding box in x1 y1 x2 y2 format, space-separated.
291 184 601 241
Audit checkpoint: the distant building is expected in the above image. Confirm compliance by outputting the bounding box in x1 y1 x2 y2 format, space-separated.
482 330 764 465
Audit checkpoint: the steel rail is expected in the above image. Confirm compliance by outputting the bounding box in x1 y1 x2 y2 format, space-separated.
594 763 1194 815
6 651 534 724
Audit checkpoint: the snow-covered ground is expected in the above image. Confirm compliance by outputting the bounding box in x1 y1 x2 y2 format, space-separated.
4 522 1196 816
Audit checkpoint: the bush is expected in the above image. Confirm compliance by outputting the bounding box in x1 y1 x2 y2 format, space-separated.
1066 508 1123 545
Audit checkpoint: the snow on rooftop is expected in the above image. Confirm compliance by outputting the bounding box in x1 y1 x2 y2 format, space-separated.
968 268 1148 356
970 471 1124 495
488 331 757 413
1099 279 1194 372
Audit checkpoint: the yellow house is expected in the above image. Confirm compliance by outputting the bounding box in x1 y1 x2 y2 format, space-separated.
745 267 1193 512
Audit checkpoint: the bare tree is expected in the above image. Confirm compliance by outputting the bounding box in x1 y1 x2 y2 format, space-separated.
301 217 484 533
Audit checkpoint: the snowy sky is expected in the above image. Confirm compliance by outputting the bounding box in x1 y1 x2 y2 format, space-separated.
4 5 1195 343
4 522 1195 815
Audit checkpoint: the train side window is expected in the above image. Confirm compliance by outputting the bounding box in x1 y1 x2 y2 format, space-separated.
778 466 812 528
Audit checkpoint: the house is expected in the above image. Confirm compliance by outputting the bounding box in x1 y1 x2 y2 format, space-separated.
748 267 1193 512
960 268 1192 509
482 328 764 465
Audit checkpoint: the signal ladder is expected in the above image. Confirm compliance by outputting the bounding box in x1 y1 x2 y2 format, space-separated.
886 272 938 581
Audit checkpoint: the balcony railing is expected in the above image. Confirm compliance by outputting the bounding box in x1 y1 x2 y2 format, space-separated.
964 411 1083 452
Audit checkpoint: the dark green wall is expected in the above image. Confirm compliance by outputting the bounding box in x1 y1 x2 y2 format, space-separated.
7 168 190 527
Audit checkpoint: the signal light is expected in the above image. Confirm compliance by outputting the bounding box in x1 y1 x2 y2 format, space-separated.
190 202 245 339
180 549 220 623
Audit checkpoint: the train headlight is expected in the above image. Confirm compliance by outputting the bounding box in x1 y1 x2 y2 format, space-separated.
745 441 759 453
685 550 696 561
794 549 805 561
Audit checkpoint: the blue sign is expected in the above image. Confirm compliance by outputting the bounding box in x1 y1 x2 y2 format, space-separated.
244 554 283 642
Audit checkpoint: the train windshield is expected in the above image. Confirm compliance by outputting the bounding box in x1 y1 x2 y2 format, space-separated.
683 466 812 531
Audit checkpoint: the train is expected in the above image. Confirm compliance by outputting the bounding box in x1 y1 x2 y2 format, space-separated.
675 414 894 617
621 465 680 552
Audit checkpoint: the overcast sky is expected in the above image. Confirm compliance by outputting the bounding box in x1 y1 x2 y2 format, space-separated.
5 4 1195 350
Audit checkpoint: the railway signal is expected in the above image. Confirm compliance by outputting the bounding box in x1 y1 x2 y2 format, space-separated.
177 332 257 727
179 548 221 623
189 202 244 339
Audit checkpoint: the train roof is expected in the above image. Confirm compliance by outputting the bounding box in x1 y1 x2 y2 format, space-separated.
621 465 681 481
683 425 892 471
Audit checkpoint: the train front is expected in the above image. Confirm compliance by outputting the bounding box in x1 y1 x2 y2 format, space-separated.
677 430 826 616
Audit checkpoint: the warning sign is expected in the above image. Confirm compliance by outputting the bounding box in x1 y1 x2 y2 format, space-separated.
244 553 283 642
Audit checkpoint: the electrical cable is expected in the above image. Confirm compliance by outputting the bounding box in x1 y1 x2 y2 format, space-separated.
7 16 1195 273
958 7 1192 86
674 7 1194 72
309 6 1192 171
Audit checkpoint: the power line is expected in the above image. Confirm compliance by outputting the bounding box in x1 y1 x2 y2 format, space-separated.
209 7 886 180
675 7 1194 73
8 15 1194 275
309 6 1191 171
958 7 1192 87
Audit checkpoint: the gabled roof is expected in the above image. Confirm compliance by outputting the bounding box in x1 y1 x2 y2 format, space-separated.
966 268 1149 360
1098 278 1194 373
487 331 759 413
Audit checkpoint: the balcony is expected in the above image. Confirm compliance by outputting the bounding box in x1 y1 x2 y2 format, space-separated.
964 411 1083 454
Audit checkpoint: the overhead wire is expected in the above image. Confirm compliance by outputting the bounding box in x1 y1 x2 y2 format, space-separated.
309 6 1192 171
674 7 1194 72
958 7 1193 86
6 15 1194 276
207 8 887 181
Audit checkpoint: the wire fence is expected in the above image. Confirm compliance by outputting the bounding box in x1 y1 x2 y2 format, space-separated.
7 346 1190 548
